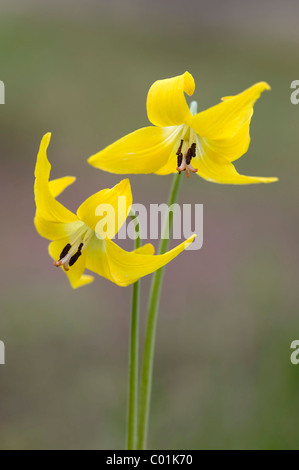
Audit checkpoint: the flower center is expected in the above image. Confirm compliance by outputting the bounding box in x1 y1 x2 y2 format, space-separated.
54 226 93 271
176 138 198 178
175 101 199 178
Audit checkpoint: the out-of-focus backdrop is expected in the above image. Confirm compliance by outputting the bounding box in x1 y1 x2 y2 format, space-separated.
0 0 298 450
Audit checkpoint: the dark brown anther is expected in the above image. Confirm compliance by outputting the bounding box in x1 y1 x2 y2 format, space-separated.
69 243 84 267
176 140 184 156
69 250 82 267
177 153 183 168
59 243 71 261
191 142 196 158
185 148 192 165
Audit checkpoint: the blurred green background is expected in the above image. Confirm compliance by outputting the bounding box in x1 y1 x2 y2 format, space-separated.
0 0 298 450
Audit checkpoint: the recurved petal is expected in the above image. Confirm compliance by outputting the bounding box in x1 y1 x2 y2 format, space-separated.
49 176 76 198
86 237 157 282
188 82 270 140
103 236 196 287
77 179 132 238
133 243 155 255
34 133 78 223
85 237 157 284
194 136 278 184
147 71 195 127
48 238 94 289
88 126 181 174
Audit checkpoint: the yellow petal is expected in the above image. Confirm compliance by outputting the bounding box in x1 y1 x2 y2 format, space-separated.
194 135 278 184
133 243 155 255
85 237 157 284
199 123 251 164
34 133 78 223
48 238 94 289
85 236 113 281
49 176 76 198
147 71 195 127
104 236 196 287
188 82 270 140
88 126 181 174
154 146 178 175
34 215 84 241
77 179 132 238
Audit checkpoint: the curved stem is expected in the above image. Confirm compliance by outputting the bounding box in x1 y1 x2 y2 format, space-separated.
127 210 141 450
137 173 182 449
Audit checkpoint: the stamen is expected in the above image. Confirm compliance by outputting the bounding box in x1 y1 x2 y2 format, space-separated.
185 148 192 165
176 140 183 156
176 139 183 173
53 225 93 272
54 241 84 270
59 243 71 260
176 141 198 177
69 243 84 267
69 251 82 267
187 163 198 175
177 153 183 169
190 142 196 157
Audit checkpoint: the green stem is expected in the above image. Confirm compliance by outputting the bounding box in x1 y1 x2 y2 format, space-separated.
127 210 142 450
137 173 183 449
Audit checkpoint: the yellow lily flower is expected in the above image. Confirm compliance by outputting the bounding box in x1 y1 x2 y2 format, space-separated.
88 72 278 184
34 133 195 289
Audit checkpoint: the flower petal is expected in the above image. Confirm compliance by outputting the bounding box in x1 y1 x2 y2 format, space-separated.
49 176 76 198
133 243 155 255
103 236 195 287
85 236 113 281
194 135 278 184
34 215 84 241
188 82 270 140
147 71 195 127
85 237 157 284
86 235 114 282
77 179 132 238
154 146 178 175
88 126 180 174
199 122 251 164
48 238 94 289
34 133 78 223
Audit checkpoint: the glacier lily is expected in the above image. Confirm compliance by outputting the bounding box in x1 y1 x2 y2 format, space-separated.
88 71 278 184
34 133 195 289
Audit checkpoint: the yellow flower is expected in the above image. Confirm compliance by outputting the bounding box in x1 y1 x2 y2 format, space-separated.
34 133 195 289
88 72 278 184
